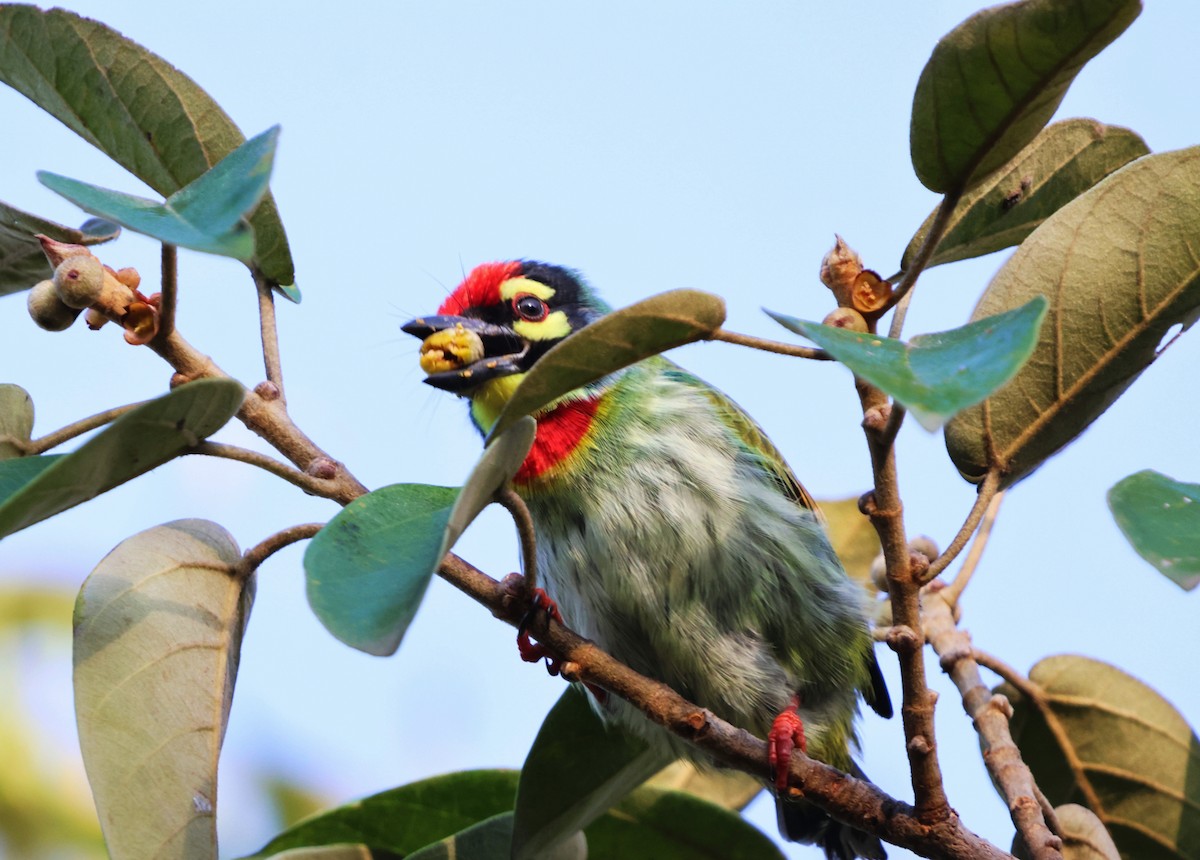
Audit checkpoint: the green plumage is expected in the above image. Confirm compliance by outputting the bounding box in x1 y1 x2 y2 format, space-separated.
408 261 890 860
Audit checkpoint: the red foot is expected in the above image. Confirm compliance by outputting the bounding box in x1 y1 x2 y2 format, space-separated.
500 574 564 673
768 694 807 791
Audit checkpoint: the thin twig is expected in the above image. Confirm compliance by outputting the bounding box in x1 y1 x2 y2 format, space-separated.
255 270 285 398
887 287 915 340
942 489 1005 604
885 191 961 339
709 328 833 360
924 594 1063 860
238 522 324 578
157 243 178 340
15 402 145 454
971 648 1039 700
437 552 1009 860
190 441 336 496
876 402 907 455
495 486 539 590
923 469 1003 584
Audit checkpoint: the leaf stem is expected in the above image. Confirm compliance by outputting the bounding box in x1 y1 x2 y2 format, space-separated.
158 243 178 340
495 486 539 591
16 402 146 454
923 469 1003 585
239 522 324 577
887 191 961 339
941 487 1005 604
255 270 285 399
709 327 833 360
190 441 337 497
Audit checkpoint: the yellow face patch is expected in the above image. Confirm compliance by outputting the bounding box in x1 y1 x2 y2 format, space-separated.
499 277 555 302
469 374 525 433
514 310 571 341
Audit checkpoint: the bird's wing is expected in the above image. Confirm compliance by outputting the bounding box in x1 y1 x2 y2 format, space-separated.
659 363 820 515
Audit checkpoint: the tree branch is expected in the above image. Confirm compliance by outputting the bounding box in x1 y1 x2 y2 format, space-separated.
238 522 324 578
942 488 1005 605
157 243 178 341
924 593 1062 860
6 402 145 455
437 552 1010 860
886 191 961 339
254 270 285 399
190 441 338 496
495 486 539 590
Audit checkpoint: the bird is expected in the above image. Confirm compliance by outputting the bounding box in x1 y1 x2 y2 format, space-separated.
403 260 892 859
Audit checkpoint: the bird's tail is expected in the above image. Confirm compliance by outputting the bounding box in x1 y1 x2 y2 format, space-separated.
775 762 886 860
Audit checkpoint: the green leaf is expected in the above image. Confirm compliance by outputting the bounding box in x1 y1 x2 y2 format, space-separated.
512 687 674 860
443 417 536 556
586 786 785 860
0 202 119 297
1014 804 1120 860
647 762 762 813
409 813 585 860
0 384 34 459
268 848 373 860
304 483 459 656
945 147 1200 487
38 126 279 262
74 519 252 860
242 770 518 858
0 455 64 502
902 120 1149 271
910 0 1141 193
0 379 243 540
1107 470 1200 591
770 298 1047 431
1000 655 1200 860
487 289 726 441
0 7 296 294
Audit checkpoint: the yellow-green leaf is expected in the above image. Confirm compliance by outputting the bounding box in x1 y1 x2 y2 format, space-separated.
74 519 252 860
945 147 1200 487
0 384 33 460
818 496 883 587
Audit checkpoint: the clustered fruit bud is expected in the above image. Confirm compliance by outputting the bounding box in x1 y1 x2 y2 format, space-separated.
818 235 895 320
27 235 162 345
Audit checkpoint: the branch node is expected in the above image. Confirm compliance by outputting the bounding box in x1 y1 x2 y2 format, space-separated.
862 404 891 433
255 380 282 401
305 457 339 480
907 734 933 755
990 693 1014 719
885 624 921 653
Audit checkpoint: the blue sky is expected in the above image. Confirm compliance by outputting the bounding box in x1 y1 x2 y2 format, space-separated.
1 2 1197 858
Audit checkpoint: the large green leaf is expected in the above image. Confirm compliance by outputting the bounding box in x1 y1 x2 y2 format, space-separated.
408 813 585 860
0 384 34 459
902 120 1148 271
0 203 119 297
243 770 519 858
945 147 1200 487
771 298 1047 431
304 483 459 656
1108 470 1200 591
0 455 64 501
487 290 726 441
0 379 243 539
585 785 785 860
910 0 1141 193
0 6 296 295
1000 656 1200 860
39 127 279 262
74 519 252 860
512 687 674 860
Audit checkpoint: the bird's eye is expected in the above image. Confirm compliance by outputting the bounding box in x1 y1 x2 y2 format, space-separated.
513 294 549 322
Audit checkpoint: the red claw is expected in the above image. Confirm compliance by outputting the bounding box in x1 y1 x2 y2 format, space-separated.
768 694 807 792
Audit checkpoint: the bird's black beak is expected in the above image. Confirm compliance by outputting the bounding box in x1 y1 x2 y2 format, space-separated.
402 314 529 393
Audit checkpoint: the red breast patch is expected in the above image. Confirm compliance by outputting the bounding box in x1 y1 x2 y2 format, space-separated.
515 396 602 484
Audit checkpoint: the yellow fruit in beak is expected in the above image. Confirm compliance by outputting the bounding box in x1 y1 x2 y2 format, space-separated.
419 324 486 375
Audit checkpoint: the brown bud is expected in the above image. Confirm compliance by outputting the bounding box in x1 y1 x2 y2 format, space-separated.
53 255 105 308
254 381 281 401
306 457 338 480
850 269 892 314
819 235 863 306
28 279 82 331
37 235 91 268
169 372 192 388
114 267 141 289
909 535 939 564
821 307 868 332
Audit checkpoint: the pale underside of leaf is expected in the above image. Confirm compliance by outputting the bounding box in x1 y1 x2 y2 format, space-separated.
945 147 1200 487
74 519 250 860
0 384 34 459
